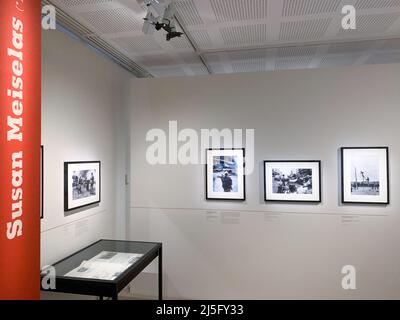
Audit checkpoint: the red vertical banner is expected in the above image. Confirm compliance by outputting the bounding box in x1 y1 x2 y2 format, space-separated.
0 0 41 299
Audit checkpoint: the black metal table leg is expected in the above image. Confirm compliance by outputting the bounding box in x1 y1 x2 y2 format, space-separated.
158 246 163 300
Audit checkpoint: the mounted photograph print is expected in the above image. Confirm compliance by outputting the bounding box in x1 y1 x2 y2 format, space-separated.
206 149 245 200
64 161 101 211
341 147 389 204
264 160 321 203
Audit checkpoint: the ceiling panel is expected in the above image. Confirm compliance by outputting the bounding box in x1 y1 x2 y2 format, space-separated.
327 41 373 54
282 0 341 17
277 45 318 57
179 52 204 64
203 52 223 63
79 7 142 34
279 18 331 41
139 54 179 67
189 64 210 75
355 0 400 10
210 0 268 22
380 37 400 49
190 29 213 48
231 60 267 73
49 0 400 77
208 63 227 73
228 48 269 60
148 66 188 76
275 56 313 70
366 51 400 63
59 0 113 7
319 54 363 68
111 35 162 53
175 0 204 26
220 24 269 46
338 12 400 35
168 35 194 49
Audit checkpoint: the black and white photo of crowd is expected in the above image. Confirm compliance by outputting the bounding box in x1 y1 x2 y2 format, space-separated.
272 168 312 194
72 170 97 200
213 156 238 193
351 155 380 196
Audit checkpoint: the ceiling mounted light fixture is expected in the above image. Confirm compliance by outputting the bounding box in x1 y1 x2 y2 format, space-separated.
138 0 184 41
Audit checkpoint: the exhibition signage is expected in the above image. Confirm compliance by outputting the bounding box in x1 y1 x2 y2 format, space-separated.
0 0 41 299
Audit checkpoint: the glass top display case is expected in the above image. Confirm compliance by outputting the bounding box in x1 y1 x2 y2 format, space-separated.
41 239 162 300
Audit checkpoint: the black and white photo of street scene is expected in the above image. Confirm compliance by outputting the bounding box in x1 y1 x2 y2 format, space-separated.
350 155 380 196
72 170 97 200
213 156 238 193
272 168 312 194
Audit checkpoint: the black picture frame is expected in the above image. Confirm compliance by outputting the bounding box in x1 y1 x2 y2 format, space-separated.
40 145 44 219
206 148 246 201
263 160 322 203
64 161 101 211
341 147 389 205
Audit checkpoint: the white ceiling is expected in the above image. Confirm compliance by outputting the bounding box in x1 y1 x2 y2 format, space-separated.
51 0 400 77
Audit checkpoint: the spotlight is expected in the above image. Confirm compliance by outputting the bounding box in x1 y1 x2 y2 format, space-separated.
139 0 184 41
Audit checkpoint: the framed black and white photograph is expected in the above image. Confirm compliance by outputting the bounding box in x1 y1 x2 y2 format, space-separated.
206 149 245 200
264 160 321 203
341 147 389 204
64 161 101 211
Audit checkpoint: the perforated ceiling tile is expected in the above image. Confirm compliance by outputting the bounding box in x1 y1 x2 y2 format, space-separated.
209 64 227 74
190 30 213 48
140 54 178 67
282 0 341 17
210 0 268 22
279 18 331 41
149 67 188 77
112 35 162 53
231 60 266 73
189 64 209 75
221 24 268 46
203 53 222 64
168 36 193 50
59 0 113 7
275 57 312 70
228 49 268 61
355 0 400 10
48 0 400 77
380 38 400 50
177 53 201 64
174 0 204 26
366 52 400 64
338 13 400 34
277 45 318 57
79 7 141 34
327 41 373 54
319 54 362 67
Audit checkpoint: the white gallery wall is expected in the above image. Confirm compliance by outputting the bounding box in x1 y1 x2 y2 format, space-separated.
41 29 131 269
128 64 400 299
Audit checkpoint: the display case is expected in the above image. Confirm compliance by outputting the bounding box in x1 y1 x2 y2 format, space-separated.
41 239 162 300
